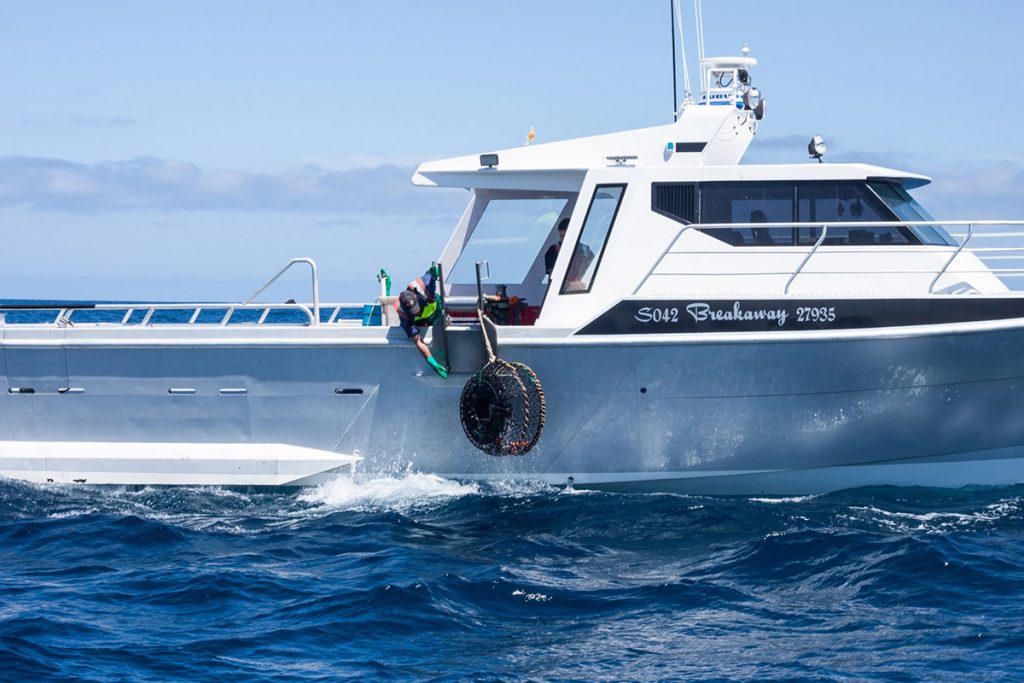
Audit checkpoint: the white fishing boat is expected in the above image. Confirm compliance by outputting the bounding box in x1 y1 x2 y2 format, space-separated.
4 26 1024 493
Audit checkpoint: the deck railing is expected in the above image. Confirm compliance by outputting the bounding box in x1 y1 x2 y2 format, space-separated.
0 302 379 327
243 258 321 326
0 256 394 328
637 220 1024 295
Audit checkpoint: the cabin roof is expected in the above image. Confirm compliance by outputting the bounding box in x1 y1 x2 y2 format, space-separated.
412 160 931 191
411 110 930 191
651 163 932 188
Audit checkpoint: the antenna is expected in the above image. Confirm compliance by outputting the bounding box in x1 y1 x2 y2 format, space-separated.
673 0 692 113
694 0 706 91
670 0 678 121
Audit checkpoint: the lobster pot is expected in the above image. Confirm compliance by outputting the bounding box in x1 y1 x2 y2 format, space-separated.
459 360 546 456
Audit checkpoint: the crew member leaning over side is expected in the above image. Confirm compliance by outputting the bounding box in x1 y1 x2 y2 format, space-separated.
397 268 449 378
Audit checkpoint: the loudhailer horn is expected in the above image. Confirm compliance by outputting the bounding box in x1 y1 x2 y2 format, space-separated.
459 263 546 456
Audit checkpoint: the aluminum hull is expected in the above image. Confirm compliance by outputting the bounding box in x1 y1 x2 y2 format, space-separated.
3 320 1024 493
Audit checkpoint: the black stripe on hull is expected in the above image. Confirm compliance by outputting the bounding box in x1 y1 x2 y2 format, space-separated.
576 298 1024 335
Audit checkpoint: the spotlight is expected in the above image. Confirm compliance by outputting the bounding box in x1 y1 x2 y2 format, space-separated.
754 99 766 121
808 135 826 162
742 87 761 111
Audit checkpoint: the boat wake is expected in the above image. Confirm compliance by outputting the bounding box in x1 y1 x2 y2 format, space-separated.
299 471 481 511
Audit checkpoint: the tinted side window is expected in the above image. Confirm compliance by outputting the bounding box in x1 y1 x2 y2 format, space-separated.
688 181 919 247
797 183 913 245
562 185 625 294
700 182 795 246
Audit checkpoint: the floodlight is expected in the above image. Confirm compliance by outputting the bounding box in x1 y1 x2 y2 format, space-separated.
742 87 761 111
808 135 827 162
754 98 766 121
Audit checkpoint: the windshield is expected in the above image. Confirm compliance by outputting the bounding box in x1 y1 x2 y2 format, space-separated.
867 181 956 246
449 197 569 285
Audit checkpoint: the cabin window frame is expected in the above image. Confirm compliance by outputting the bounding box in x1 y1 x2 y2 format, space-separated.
650 180 927 247
560 183 627 295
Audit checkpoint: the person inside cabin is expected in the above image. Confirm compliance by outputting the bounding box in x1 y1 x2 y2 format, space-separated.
562 239 595 292
750 208 772 245
397 268 448 378
544 218 569 279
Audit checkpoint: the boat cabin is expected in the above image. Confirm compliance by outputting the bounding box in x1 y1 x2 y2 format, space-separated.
414 53 1000 332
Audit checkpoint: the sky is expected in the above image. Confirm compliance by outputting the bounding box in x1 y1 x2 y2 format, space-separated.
2 1 1024 301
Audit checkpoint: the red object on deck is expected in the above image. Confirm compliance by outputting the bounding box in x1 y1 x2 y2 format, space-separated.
447 305 541 326
519 306 541 326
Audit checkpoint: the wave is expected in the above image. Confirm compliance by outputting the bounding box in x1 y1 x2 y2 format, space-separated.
299 471 480 511
4 479 1024 680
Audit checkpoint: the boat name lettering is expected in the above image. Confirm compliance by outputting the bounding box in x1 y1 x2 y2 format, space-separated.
634 306 679 323
686 302 789 327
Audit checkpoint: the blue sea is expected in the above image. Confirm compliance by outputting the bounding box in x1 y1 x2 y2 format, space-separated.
2 477 1024 682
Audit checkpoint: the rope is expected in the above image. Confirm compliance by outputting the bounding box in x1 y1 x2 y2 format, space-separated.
477 307 497 366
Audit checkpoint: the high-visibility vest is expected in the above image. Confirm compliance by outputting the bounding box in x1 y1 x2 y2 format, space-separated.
412 299 439 327
401 272 441 327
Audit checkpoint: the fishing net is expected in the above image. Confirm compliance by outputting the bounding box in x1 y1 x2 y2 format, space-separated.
459 359 546 456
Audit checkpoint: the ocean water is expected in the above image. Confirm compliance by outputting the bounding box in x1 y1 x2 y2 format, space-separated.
2 476 1023 682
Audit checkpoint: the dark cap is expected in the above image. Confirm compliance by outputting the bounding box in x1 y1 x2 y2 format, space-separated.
399 289 421 317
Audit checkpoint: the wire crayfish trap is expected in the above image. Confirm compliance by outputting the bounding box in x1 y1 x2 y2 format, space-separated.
459 359 546 456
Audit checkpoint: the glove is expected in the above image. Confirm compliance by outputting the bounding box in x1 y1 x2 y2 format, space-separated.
426 355 448 379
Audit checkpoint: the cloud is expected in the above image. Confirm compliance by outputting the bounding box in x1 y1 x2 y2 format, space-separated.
5 151 1018 222
916 161 1024 220
749 134 810 151
0 156 465 214
73 116 137 127
315 218 361 227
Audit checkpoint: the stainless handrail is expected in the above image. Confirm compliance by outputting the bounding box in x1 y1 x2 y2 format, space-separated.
93 302 317 326
784 225 827 294
0 302 376 327
639 219 1024 295
244 257 321 326
929 223 973 294
635 224 699 294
